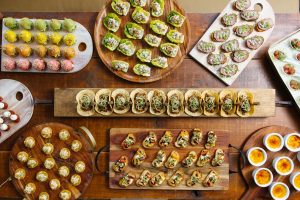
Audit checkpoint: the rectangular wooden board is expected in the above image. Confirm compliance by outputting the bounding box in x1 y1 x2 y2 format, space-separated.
109 128 230 190
54 88 276 117
189 0 275 85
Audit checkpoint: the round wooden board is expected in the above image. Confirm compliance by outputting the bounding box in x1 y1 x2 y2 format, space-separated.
241 125 299 200
94 0 191 83
9 123 94 200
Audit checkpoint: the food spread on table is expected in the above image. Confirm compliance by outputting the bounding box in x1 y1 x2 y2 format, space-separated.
108 128 229 190
189 0 275 85
1 17 93 73
1 0 300 199
268 29 300 111
9 123 94 200
94 0 190 83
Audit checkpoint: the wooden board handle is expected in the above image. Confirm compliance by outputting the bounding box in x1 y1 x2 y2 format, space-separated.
95 145 109 174
78 126 96 150
0 177 12 188
229 144 246 173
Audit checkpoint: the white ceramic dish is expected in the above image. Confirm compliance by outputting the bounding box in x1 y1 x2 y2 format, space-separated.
290 172 300 192
246 147 267 167
272 156 294 176
269 182 290 200
252 168 273 187
268 29 300 111
284 132 300 152
263 132 284 152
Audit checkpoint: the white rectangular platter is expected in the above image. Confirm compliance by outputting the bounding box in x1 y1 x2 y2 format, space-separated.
268 29 300 110
189 0 275 85
1 18 93 73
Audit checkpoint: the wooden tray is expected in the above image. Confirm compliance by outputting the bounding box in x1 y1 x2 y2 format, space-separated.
268 29 300 111
0 79 34 144
54 88 276 117
189 0 275 86
109 128 229 190
94 0 191 83
9 123 95 200
1 18 93 73
241 126 300 200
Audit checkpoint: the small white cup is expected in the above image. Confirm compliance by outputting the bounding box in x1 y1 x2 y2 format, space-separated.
263 133 284 152
269 182 290 200
284 133 300 152
246 147 267 167
252 168 273 187
273 156 294 175
290 172 300 191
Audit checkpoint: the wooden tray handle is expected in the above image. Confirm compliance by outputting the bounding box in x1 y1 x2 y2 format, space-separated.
0 177 12 188
229 144 246 174
78 126 97 150
95 145 109 174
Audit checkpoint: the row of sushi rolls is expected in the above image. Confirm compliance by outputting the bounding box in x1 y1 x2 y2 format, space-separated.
2 17 78 72
101 0 186 77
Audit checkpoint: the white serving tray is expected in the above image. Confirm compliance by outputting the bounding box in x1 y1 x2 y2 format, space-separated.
268 29 300 110
0 79 34 144
189 0 275 85
1 18 93 73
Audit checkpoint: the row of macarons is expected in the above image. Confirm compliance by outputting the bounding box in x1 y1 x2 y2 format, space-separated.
3 44 76 59
3 58 74 72
4 30 76 46
4 17 77 32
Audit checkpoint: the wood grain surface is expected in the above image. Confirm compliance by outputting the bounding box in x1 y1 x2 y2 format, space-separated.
9 123 94 200
109 128 229 190
241 125 299 200
0 12 300 200
0 79 34 144
94 0 191 83
54 88 275 117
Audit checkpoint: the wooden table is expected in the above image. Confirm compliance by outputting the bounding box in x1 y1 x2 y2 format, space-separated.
0 12 300 200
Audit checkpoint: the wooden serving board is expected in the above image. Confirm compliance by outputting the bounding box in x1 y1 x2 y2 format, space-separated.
0 79 34 144
94 0 191 83
189 0 275 86
54 88 275 117
1 18 93 73
109 128 229 190
241 126 300 200
9 123 94 200
268 29 300 111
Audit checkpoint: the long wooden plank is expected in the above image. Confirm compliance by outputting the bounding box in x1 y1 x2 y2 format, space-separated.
109 128 229 190
54 88 275 117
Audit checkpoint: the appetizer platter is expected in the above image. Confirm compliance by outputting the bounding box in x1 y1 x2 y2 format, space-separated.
8 123 95 200
189 0 275 85
268 29 300 111
94 0 191 83
54 88 275 118
0 79 34 144
107 128 229 190
241 126 300 200
1 17 93 73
